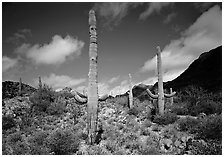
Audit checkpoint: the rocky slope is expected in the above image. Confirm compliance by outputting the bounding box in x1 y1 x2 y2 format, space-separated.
2 81 37 99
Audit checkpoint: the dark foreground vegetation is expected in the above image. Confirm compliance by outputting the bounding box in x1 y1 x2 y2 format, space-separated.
2 85 222 155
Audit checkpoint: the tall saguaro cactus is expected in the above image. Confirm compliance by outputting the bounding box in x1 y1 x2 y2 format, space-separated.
72 10 108 144
146 46 176 115
87 9 99 144
128 73 133 108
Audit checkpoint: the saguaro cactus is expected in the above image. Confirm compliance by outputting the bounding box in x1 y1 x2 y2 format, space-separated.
72 10 108 144
19 77 22 96
128 73 133 108
146 46 176 115
38 76 42 90
170 88 174 106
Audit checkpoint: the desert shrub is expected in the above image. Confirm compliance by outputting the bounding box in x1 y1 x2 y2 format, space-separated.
177 86 221 116
189 140 222 155
169 102 189 115
139 132 161 155
47 97 66 115
153 112 178 125
30 85 56 113
45 128 80 155
177 116 199 132
6 131 30 155
194 114 222 141
28 131 50 155
127 106 139 116
115 96 129 108
2 116 16 131
194 99 221 115
7 131 23 144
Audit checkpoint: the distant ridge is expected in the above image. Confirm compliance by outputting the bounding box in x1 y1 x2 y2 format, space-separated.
164 46 222 93
2 81 37 99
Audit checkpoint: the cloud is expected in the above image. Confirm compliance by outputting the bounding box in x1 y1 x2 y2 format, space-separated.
15 35 84 65
108 76 120 84
6 29 31 44
139 2 171 20
94 2 137 28
163 12 176 24
35 73 86 89
2 56 18 72
193 2 215 12
141 5 222 82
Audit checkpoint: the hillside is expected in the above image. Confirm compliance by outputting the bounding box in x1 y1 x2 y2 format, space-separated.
164 46 222 92
2 81 37 99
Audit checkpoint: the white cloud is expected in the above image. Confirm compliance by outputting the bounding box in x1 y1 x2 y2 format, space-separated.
141 5 222 82
35 73 86 89
94 2 137 27
139 2 171 20
108 75 120 84
15 35 84 65
2 56 18 72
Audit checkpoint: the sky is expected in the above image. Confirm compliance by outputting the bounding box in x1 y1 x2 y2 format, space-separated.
2 2 222 96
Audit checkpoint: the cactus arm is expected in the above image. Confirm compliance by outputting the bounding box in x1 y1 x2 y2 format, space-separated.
146 89 158 99
72 91 88 103
76 90 88 98
99 94 109 101
164 91 176 98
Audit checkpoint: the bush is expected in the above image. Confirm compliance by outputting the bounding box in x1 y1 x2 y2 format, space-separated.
195 114 222 141
153 112 178 125
46 128 80 155
6 132 30 155
28 131 50 155
169 103 189 115
47 97 66 115
177 116 199 132
2 116 16 131
190 140 222 155
177 86 222 116
127 106 139 116
30 85 56 113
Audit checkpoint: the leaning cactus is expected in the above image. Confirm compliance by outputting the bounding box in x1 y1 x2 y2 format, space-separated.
146 46 176 115
128 73 133 108
72 10 108 144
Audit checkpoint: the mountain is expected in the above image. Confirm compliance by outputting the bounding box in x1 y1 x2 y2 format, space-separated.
132 46 222 99
164 46 222 93
2 81 37 99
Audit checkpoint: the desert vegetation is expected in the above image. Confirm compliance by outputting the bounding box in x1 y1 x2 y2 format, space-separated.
2 83 222 155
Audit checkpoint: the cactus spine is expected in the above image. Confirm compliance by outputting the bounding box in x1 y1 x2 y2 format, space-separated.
19 77 22 96
128 73 133 108
146 46 176 115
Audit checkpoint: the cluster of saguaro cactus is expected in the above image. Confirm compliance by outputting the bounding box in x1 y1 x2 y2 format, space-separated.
73 10 108 144
128 73 133 108
146 46 176 115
